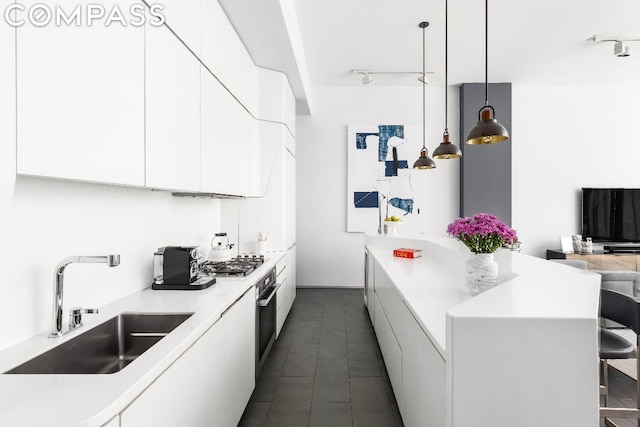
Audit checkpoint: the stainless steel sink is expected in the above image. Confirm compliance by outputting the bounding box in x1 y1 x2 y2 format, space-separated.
5 313 193 374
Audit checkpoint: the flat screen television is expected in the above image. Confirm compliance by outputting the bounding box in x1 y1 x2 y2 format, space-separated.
582 188 640 242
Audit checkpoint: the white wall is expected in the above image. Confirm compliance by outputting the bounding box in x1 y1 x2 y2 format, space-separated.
0 177 221 352
512 86 640 257
296 86 460 287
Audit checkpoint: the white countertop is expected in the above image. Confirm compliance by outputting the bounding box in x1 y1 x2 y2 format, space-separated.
365 234 601 358
0 253 284 427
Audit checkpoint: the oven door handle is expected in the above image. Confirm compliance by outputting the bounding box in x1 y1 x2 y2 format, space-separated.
257 283 282 307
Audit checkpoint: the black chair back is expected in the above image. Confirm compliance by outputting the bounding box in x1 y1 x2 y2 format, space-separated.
601 288 640 335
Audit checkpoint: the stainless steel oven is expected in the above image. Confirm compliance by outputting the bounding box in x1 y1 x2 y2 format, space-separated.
255 267 279 377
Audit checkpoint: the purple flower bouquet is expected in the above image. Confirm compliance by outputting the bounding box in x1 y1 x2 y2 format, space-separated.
446 213 518 254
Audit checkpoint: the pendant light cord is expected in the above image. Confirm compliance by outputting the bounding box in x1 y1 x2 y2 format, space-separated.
484 0 489 105
444 0 448 133
422 23 426 150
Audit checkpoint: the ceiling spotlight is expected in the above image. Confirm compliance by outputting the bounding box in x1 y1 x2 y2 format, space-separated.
362 73 373 84
588 35 640 58
417 74 429 84
614 40 631 57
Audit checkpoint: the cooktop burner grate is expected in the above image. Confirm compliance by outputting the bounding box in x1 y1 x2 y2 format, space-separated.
200 254 265 277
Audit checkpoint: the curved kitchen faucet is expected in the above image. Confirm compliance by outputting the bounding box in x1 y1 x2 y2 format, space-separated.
50 255 120 338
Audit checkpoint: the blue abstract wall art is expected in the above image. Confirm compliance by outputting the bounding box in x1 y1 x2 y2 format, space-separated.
353 191 379 208
347 124 427 234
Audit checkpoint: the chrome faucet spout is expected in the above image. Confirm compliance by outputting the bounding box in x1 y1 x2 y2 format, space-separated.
50 254 120 338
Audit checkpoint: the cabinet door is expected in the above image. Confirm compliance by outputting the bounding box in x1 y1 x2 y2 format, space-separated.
221 288 256 426
101 415 119 427
201 0 258 115
200 68 253 196
258 68 286 123
276 276 289 337
16 0 144 186
145 24 200 191
160 0 200 55
417 329 446 427
287 246 296 312
374 292 402 401
120 320 226 427
284 82 296 139
284 148 296 248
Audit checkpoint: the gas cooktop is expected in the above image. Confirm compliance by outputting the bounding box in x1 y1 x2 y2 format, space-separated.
200 254 265 277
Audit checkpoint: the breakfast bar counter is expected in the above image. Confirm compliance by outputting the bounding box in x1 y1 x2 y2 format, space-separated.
364 234 601 427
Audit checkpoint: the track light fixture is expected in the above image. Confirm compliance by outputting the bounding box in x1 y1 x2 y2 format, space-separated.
350 69 433 85
588 35 640 58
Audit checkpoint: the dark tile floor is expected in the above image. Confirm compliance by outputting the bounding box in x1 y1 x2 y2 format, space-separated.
239 288 403 427
602 366 638 427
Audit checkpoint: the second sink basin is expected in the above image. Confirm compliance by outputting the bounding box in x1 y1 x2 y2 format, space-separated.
5 312 193 375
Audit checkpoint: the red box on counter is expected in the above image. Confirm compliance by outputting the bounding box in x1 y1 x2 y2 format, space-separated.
393 248 422 258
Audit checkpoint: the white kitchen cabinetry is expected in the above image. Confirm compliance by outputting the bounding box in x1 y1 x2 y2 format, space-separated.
284 144 296 249
276 248 296 337
159 0 201 56
201 0 258 116
284 82 296 139
120 317 226 427
258 68 287 123
221 287 256 426
16 0 144 186
201 67 254 196
145 24 201 191
417 330 446 426
121 288 254 427
101 415 119 427
372 257 444 427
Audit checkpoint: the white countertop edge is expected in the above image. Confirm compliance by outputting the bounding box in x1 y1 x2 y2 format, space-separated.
0 252 285 427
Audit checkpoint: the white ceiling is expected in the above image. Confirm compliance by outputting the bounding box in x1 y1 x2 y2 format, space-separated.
221 0 640 109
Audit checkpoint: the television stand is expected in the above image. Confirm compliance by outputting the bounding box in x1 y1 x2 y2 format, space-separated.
604 245 640 254
547 249 640 271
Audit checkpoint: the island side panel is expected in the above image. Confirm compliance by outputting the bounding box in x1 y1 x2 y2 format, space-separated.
446 315 599 427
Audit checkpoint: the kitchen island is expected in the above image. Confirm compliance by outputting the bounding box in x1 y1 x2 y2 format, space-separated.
0 253 285 427
365 234 601 427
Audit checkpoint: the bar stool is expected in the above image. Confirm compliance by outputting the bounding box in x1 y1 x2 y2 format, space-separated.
599 288 640 427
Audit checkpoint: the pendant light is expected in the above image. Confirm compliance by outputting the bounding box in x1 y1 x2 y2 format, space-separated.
433 0 462 159
413 21 436 170
465 0 509 145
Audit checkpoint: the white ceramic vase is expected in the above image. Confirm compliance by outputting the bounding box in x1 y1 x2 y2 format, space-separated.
465 253 498 296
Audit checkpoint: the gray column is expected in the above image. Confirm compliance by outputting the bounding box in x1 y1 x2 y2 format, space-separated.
459 83 512 226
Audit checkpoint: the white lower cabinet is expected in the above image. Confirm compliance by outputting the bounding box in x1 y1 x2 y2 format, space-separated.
276 247 296 337
373 292 402 400
221 287 256 426
417 329 446 426
120 288 254 427
371 257 446 427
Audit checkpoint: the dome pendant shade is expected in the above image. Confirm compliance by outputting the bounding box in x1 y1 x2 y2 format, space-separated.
466 106 509 145
413 148 436 169
433 131 462 159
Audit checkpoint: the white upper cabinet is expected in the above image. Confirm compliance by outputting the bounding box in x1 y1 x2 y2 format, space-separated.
284 80 296 138
145 23 201 191
284 147 296 249
201 0 258 116
16 0 145 186
158 0 201 56
258 68 286 123
201 67 253 196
